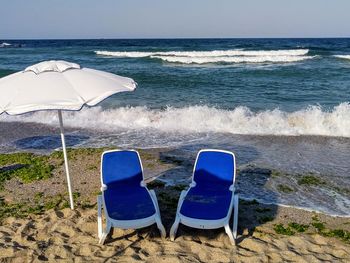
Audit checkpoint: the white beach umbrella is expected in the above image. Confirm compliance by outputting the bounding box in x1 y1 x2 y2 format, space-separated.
0 60 137 209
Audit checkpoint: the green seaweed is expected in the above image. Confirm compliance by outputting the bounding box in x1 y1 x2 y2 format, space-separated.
160 155 185 166
312 214 320 221
324 229 350 242
147 180 166 188
158 192 178 209
172 184 187 191
310 216 350 243
34 192 44 201
51 147 106 160
80 201 95 209
94 190 102 196
277 184 294 193
312 221 326 232
0 153 54 188
0 194 70 222
274 224 295 236
288 222 309 232
87 164 98 170
271 170 282 177
297 174 325 186
274 222 321 236
72 192 80 201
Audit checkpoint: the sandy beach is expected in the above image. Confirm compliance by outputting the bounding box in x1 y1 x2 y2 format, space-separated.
1 206 350 262
1 146 350 262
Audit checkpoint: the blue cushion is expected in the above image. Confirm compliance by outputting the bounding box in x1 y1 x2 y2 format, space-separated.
104 185 156 220
102 151 143 186
101 150 156 220
180 151 234 220
180 185 232 220
194 151 234 188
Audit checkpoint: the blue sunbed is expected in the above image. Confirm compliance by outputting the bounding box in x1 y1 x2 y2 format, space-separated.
170 149 239 245
97 150 166 244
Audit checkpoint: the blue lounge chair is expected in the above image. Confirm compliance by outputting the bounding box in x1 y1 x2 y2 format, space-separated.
97 150 166 244
170 149 239 245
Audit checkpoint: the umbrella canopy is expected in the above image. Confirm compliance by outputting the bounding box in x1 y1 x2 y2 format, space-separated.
0 60 137 209
0 60 136 114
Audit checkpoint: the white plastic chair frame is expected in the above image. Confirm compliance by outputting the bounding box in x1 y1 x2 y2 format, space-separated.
97 149 166 244
169 149 239 245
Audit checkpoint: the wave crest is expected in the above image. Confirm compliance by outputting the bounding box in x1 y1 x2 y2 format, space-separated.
150 55 314 64
2 103 350 137
95 49 311 64
95 49 309 58
334 55 350 60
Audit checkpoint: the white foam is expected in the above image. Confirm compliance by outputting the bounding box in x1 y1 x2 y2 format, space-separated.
334 55 350 60
95 49 312 64
95 51 154 58
150 55 315 64
2 103 350 137
0 42 11 48
95 49 309 58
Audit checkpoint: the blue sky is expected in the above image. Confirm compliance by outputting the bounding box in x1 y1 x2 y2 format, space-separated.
1 0 350 39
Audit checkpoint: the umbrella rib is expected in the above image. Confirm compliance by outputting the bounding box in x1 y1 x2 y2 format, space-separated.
61 74 86 106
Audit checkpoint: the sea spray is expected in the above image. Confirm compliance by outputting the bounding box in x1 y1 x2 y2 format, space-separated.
1 103 349 137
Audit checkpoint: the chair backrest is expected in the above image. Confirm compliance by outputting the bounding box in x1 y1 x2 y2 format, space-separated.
101 150 143 187
193 150 235 188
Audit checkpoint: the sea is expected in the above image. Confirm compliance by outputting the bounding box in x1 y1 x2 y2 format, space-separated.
0 38 349 216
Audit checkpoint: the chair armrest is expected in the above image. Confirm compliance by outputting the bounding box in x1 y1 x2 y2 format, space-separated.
189 181 197 187
229 185 236 192
140 181 146 187
101 184 107 191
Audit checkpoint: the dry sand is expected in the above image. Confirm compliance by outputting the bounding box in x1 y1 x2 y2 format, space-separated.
0 207 349 262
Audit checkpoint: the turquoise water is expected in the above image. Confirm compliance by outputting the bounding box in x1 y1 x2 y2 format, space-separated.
0 39 350 216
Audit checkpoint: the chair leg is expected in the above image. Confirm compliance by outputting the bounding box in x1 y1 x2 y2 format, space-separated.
170 215 180 241
155 214 166 239
97 195 103 239
99 220 112 245
170 190 187 241
233 194 239 239
224 224 235 246
149 190 166 239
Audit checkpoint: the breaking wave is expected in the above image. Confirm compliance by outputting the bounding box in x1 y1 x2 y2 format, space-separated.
334 55 350 60
150 55 314 64
95 49 312 64
2 103 350 137
95 49 309 57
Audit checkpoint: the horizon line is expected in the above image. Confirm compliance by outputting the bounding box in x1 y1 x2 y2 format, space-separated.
1 36 350 41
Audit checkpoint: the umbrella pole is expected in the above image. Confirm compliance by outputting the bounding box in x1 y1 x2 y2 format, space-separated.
58 110 74 210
